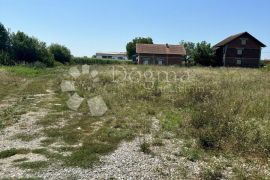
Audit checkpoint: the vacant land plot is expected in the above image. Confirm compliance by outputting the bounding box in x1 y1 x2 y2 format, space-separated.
0 65 269 179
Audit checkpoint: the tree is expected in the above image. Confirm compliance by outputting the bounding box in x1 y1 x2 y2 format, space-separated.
193 41 215 66
126 37 153 59
0 23 10 51
11 31 54 66
48 43 72 64
180 40 195 66
0 23 13 65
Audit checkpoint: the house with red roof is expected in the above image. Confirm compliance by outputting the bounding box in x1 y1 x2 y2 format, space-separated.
136 44 186 65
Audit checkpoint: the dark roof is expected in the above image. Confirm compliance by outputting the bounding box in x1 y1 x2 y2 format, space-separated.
213 32 266 47
136 44 186 55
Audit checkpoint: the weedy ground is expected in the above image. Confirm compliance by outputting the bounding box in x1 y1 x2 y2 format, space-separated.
0 65 269 179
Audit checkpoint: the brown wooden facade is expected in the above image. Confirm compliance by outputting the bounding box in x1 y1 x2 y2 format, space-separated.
137 54 185 65
214 32 266 68
136 44 186 65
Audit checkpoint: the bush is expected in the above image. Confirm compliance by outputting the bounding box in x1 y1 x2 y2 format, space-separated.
193 41 215 66
32 61 47 69
0 50 14 65
11 31 54 67
71 57 132 65
48 43 71 64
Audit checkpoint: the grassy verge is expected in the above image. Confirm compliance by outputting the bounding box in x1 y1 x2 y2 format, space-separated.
1 65 269 176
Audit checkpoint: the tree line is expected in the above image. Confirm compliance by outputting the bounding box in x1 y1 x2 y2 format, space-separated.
126 38 216 66
1 22 216 67
0 23 72 67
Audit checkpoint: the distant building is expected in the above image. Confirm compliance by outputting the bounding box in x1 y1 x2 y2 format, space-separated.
213 32 266 67
96 52 128 60
136 44 186 65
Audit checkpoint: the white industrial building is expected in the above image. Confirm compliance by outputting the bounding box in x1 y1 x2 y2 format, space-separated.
96 52 128 60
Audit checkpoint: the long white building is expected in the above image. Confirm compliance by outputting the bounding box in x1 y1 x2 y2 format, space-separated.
96 52 128 60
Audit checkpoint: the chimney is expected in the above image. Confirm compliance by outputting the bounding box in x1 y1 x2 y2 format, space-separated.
166 43 169 48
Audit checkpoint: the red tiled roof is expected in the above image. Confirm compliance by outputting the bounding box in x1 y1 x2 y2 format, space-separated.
136 44 186 55
214 32 266 47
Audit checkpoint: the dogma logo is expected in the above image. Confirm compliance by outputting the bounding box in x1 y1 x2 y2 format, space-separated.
60 65 108 117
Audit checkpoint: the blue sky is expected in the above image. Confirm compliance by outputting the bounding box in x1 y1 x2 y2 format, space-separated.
0 0 270 59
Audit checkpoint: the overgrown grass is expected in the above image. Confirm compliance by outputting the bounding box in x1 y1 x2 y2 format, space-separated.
0 148 30 159
0 66 45 77
17 161 49 170
1 65 269 175
0 65 65 129
180 70 270 156
13 157 29 162
37 65 269 168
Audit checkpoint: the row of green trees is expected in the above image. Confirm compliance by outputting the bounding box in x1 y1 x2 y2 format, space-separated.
1 22 216 67
126 37 216 66
0 23 71 67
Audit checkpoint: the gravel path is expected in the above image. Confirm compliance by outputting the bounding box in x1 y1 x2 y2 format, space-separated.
0 81 55 178
0 109 48 151
37 136 201 180
0 91 203 180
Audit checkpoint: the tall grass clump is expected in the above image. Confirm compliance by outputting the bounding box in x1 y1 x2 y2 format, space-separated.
182 69 270 157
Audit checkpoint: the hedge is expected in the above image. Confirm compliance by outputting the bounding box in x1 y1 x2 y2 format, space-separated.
71 57 132 65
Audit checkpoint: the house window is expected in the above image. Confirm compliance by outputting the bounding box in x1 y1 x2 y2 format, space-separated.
241 38 248 45
143 60 149 65
157 57 165 65
236 59 242 65
237 49 243 55
142 57 150 65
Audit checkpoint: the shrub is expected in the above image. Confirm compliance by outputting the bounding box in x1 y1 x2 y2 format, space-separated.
193 41 216 66
32 61 47 69
0 50 14 65
48 43 71 64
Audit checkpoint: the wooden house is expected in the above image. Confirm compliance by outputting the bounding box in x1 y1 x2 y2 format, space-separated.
136 44 186 65
213 32 266 67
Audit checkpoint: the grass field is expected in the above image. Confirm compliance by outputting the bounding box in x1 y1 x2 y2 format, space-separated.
0 65 269 179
